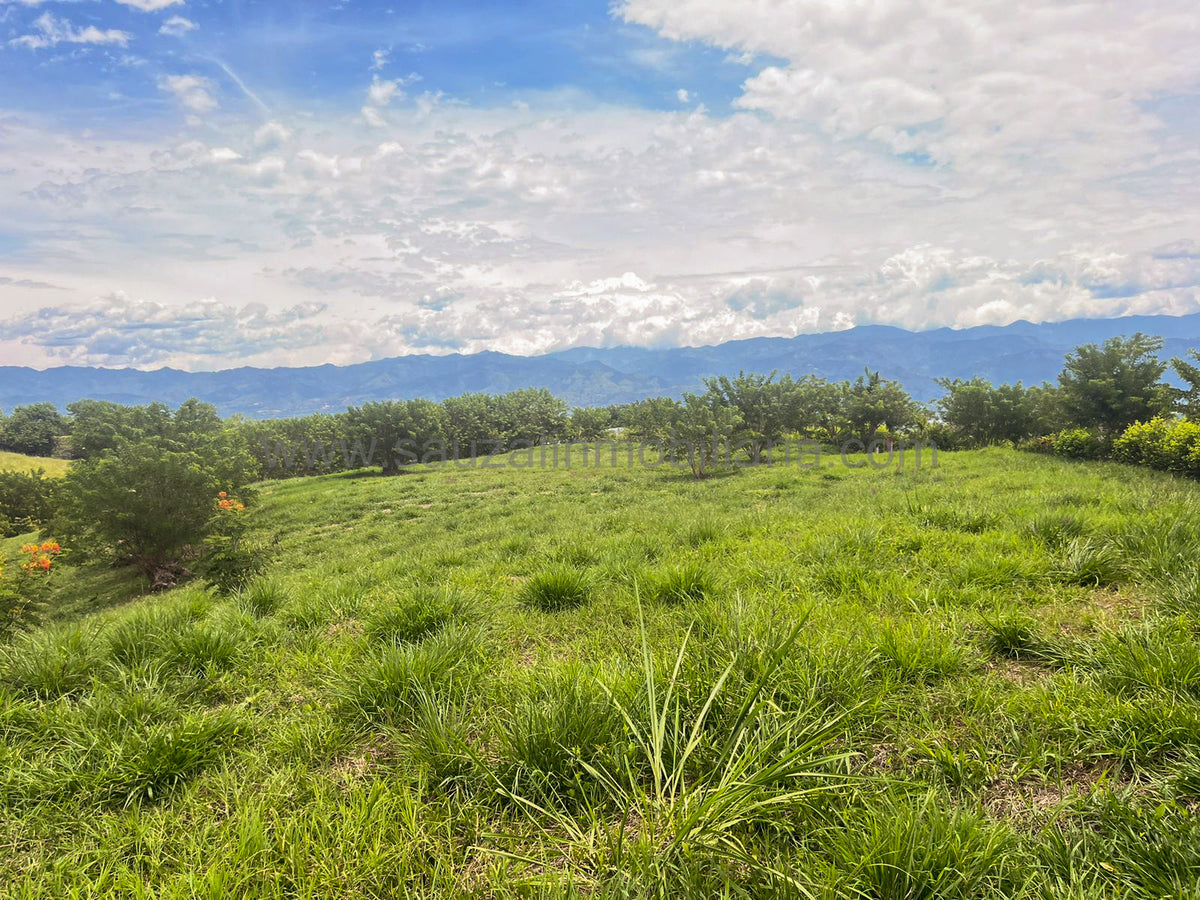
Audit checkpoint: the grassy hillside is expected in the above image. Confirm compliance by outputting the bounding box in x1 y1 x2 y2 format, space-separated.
0 450 69 477
4 447 1200 897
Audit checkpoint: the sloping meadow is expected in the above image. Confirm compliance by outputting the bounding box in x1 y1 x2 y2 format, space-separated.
4 447 1200 897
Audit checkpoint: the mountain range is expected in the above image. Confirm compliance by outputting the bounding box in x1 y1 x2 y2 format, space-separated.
4 312 1200 418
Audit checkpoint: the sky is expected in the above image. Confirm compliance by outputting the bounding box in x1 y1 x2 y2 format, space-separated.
0 0 1199 371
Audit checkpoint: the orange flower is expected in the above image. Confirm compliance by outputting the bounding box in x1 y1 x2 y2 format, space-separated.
39 557 51 571
218 491 228 499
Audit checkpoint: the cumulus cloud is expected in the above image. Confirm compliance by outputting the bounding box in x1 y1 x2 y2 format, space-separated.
2 1 1200 368
0 295 329 368
10 12 131 49
159 15 197 37
114 0 182 10
158 74 217 112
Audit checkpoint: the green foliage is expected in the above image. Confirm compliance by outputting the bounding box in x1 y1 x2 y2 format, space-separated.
54 441 226 587
0 402 67 457
519 567 592 612
935 377 1061 446
0 468 58 536
1112 416 1200 477
1051 427 1105 459
1058 333 1174 434
844 368 921 446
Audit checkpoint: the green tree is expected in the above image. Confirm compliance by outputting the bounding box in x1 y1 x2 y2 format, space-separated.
703 370 788 461
347 399 447 474
935 378 1059 446
1058 334 1174 434
570 406 613 442
53 440 229 588
1172 349 1200 421
671 393 742 479
843 369 919 445
1 403 67 457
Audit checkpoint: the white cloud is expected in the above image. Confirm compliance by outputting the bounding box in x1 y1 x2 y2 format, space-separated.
159 15 197 37
10 12 131 49
370 48 389 71
675 88 690 103
114 0 183 10
158 74 218 112
2 1 1200 368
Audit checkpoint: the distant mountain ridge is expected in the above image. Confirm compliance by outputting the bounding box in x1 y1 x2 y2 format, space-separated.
4 312 1200 418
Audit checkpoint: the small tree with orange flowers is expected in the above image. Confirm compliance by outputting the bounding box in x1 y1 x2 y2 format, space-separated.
1 540 64 636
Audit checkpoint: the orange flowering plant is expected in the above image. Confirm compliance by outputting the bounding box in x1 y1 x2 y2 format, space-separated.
198 491 261 594
2 538 66 636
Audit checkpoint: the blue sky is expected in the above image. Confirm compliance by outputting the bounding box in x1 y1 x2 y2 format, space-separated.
0 0 755 127
1 0 1199 370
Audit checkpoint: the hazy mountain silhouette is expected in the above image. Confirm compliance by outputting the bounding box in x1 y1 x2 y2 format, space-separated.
4 312 1200 417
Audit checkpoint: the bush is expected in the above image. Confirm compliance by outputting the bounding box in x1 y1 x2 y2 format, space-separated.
0 470 58 537
53 440 252 589
1016 434 1055 454
1051 428 1104 460
1112 417 1200 478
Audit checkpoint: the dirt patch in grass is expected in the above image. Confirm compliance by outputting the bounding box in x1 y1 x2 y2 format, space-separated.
983 763 1120 829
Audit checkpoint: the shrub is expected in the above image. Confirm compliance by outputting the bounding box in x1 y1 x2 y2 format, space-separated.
54 440 253 590
1051 428 1104 460
1112 416 1200 478
518 567 592 612
197 492 262 594
0 470 59 537
1016 434 1055 454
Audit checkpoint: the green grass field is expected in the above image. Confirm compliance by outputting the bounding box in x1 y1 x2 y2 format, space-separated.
4 446 1200 897
0 451 69 478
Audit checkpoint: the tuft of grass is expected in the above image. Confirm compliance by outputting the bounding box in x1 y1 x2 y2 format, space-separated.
981 612 1043 660
335 625 484 726
875 622 967 683
238 576 289 618
1054 537 1126 587
1028 512 1088 548
826 793 1020 898
684 517 721 548
498 666 624 802
364 585 475 643
518 567 593 612
1 624 102 699
644 562 715 605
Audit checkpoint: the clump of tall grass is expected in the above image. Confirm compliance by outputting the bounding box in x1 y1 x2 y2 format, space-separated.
335 625 484 726
643 562 715 605
875 622 968 684
684 517 721 548
1054 538 1126 587
497 665 624 804
980 612 1043 660
364 585 475 643
518 567 592 612
825 793 1020 898
494 596 857 889
1 624 102 700
238 576 290 618
1027 512 1088 548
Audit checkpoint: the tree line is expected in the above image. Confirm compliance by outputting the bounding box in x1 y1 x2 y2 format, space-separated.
1 331 1198 594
